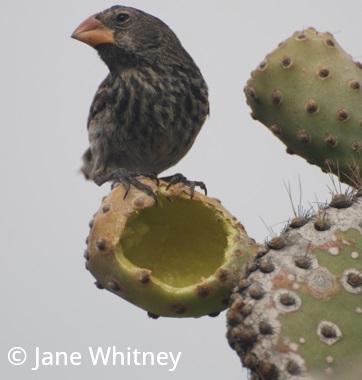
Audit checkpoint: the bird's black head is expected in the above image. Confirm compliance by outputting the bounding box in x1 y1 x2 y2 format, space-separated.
72 5 190 70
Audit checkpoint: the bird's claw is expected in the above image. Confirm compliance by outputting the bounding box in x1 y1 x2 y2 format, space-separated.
162 173 207 198
95 169 158 205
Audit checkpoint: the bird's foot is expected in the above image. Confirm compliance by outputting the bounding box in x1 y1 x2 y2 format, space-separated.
95 169 159 204
162 173 207 198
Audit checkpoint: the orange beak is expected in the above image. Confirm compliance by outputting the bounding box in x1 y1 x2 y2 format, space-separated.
71 15 115 48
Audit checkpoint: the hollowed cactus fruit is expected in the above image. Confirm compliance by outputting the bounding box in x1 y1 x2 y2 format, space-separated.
227 196 362 379
245 28 362 186
84 179 258 318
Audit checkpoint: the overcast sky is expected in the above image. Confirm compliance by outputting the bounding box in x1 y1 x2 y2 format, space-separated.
2 1 359 379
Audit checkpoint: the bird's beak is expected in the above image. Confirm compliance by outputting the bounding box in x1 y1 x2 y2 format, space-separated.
71 15 115 48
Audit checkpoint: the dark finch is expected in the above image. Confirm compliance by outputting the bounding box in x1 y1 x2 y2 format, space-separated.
72 5 209 196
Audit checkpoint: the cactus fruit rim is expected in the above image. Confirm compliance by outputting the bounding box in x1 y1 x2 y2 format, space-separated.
85 180 257 317
117 194 230 288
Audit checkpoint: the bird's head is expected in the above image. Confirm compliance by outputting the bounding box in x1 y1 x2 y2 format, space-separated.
71 5 187 69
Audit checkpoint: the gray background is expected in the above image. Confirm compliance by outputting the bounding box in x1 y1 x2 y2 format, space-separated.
1 0 357 379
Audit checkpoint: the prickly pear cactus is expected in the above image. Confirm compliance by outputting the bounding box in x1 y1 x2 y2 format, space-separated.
227 193 362 379
245 28 362 186
84 178 259 318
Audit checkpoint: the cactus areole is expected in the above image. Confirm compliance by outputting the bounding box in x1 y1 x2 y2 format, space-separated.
85 179 257 318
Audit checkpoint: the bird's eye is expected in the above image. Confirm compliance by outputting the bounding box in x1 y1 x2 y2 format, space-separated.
115 13 130 24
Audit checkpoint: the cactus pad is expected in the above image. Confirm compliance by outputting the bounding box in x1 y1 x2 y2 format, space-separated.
84 179 259 318
227 195 362 379
245 28 362 186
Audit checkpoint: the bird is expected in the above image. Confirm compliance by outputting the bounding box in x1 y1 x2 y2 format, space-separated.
71 5 209 199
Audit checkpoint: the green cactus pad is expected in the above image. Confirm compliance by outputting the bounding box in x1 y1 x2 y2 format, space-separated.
85 179 258 318
227 196 362 379
245 28 362 186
